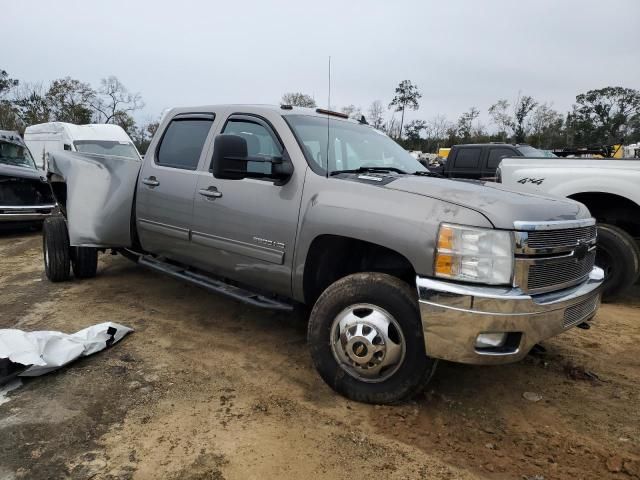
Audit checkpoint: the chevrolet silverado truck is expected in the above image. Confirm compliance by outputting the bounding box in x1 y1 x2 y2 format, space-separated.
42 105 604 404
498 157 640 300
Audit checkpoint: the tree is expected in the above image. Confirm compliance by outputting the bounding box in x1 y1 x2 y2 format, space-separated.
46 77 96 124
383 115 400 139
426 115 450 141
419 115 452 152
388 80 421 138
92 76 144 124
513 94 537 143
281 92 316 108
529 103 563 148
456 107 480 140
129 119 160 154
0 68 20 130
341 104 363 119
368 100 385 129
404 119 427 147
569 87 640 145
13 82 51 127
0 69 19 97
488 99 512 141
112 111 136 135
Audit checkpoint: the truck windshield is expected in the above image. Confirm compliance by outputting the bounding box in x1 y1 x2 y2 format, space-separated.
0 140 37 169
517 145 556 157
285 115 426 174
74 140 140 160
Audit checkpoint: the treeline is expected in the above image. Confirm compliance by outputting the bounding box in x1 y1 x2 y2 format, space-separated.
0 68 158 153
2 66 639 156
282 82 640 152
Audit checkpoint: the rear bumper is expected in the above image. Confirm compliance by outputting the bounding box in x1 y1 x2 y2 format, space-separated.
0 204 56 223
416 267 604 365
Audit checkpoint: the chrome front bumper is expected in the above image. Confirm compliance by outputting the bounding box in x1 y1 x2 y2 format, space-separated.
416 267 604 365
0 204 56 222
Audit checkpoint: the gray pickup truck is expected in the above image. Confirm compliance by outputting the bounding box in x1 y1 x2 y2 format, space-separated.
42 105 604 404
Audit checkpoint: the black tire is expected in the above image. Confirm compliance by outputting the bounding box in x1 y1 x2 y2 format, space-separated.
308 272 437 404
71 246 98 279
596 223 640 301
43 216 71 282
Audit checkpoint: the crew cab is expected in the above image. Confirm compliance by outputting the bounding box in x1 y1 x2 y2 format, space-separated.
498 157 640 300
42 105 604 404
430 143 554 179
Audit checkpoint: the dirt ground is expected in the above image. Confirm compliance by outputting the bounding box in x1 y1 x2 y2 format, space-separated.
0 230 638 480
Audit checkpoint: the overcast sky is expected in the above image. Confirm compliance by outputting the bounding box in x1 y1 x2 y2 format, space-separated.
4 0 639 127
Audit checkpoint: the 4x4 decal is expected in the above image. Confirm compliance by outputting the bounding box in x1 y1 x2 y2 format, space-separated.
518 177 545 185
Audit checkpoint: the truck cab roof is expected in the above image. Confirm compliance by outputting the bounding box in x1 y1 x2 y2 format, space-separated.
163 104 365 123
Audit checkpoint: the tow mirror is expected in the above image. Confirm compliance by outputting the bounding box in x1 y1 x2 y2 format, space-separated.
211 134 293 184
211 134 249 180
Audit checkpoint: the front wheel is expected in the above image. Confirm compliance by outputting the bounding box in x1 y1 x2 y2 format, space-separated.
596 224 640 301
307 272 437 404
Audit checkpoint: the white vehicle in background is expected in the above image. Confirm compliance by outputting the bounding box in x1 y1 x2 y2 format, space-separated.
624 143 640 158
497 158 640 300
24 122 140 169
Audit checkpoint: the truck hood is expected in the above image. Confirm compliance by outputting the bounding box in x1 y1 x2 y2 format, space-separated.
0 163 45 181
385 176 590 229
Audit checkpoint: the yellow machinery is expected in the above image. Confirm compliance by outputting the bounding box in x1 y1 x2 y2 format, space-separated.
437 147 451 159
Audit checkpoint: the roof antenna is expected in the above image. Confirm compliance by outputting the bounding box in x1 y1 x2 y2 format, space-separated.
326 56 331 179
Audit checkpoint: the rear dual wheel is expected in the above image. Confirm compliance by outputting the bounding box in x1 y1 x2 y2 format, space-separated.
43 217 71 282
308 272 436 404
71 245 98 279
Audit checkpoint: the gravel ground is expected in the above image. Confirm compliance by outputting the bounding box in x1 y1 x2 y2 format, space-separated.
0 230 639 480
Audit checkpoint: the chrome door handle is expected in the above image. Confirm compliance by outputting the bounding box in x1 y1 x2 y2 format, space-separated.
142 177 160 187
198 187 223 199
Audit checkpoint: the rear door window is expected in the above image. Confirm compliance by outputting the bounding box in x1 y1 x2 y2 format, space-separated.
157 118 214 170
454 148 481 169
487 148 516 168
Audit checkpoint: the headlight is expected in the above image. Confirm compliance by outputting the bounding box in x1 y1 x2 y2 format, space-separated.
434 224 513 284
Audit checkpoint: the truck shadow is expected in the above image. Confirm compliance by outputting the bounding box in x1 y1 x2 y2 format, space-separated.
0 223 42 237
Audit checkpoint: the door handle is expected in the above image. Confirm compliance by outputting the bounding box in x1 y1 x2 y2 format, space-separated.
198 186 223 199
142 176 160 187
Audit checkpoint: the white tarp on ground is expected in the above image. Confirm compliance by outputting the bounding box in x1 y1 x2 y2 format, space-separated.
0 322 133 376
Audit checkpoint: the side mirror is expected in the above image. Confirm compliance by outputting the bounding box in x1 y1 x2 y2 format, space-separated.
212 134 248 180
211 134 294 184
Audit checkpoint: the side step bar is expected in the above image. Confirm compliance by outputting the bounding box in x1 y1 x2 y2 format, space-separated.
132 252 293 312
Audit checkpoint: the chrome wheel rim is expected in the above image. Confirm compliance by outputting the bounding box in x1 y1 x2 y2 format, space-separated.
330 303 406 383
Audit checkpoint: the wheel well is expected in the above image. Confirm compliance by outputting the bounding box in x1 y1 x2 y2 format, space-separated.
48 174 67 214
568 192 640 238
302 235 416 304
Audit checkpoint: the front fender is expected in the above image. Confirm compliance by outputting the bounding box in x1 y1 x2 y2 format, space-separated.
291 172 492 302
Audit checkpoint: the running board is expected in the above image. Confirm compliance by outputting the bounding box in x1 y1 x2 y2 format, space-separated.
136 254 293 312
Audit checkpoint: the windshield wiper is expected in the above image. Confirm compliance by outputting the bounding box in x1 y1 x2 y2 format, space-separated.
413 170 444 178
329 166 407 176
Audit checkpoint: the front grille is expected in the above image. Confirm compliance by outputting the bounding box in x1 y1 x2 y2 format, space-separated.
0 175 54 206
564 294 599 328
526 225 597 249
527 250 595 292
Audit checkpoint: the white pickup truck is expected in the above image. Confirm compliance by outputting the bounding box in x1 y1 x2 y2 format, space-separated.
497 158 640 299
